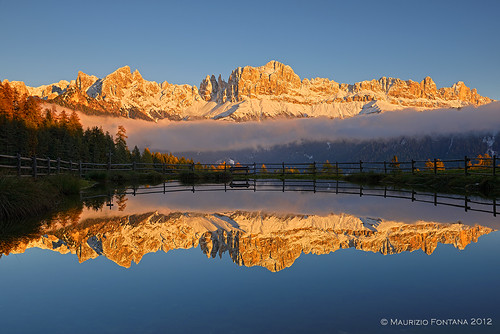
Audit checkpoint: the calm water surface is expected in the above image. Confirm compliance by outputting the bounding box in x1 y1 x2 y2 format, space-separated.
1 181 499 334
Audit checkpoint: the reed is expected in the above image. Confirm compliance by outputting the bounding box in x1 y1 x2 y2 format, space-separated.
0 175 84 221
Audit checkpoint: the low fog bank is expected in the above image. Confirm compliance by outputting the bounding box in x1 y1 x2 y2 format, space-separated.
73 102 500 153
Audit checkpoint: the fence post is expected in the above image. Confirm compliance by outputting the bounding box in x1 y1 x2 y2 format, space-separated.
313 161 316 178
32 155 37 178
464 156 468 176
191 163 194 172
359 160 363 173
384 161 387 174
79 160 82 177
57 157 61 174
16 153 21 176
493 155 496 176
133 161 137 171
69 160 73 173
336 162 339 178
253 162 256 175
47 157 51 175
434 158 437 175
282 162 285 178
411 159 415 175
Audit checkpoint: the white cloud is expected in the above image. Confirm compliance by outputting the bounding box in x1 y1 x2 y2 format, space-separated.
71 102 500 152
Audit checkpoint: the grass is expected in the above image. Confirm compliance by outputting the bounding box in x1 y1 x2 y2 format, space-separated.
86 170 166 185
0 175 87 221
0 168 232 221
84 169 233 186
2 165 497 222
178 170 232 184
228 169 500 197
342 171 500 197
83 168 499 197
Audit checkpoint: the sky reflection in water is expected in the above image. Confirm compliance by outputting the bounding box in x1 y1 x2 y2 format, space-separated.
0 183 499 334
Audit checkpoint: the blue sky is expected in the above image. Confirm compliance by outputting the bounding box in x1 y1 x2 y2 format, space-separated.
1 0 499 99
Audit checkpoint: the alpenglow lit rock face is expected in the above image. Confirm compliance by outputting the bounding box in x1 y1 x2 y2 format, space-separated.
3 61 494 121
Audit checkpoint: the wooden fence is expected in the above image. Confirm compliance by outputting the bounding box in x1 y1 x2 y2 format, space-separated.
0 153 498 178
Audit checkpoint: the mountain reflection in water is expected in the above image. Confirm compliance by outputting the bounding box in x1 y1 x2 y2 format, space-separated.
2 209 493 271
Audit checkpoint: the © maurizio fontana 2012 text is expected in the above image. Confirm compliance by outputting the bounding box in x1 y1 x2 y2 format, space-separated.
385 318 493 326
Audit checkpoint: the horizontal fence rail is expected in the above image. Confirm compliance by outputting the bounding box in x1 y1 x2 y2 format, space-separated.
0 154 82 177
0 154 498 178
81 179 499 217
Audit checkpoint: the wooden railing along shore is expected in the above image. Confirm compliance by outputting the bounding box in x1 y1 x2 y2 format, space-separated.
0 153 498 178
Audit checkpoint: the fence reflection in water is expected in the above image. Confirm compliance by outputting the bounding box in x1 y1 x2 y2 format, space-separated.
82 179 498 217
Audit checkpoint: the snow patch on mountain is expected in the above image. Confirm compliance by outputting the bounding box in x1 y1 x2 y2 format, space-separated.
483 136 496 156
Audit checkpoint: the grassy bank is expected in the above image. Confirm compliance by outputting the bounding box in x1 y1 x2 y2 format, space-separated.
2 168 497 222
178 170 233 184
342 171 499 197
0 175 87 221
84 170 234 186
236 170 500 197
83 169 500 197
86 170 166 185
0 169 234 221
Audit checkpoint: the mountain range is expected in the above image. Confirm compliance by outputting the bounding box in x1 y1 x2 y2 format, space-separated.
3 61 494 122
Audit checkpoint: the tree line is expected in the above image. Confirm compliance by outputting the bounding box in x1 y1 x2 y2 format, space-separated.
0 81 193 165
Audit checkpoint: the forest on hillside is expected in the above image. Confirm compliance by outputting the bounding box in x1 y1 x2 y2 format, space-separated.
0 81 193 165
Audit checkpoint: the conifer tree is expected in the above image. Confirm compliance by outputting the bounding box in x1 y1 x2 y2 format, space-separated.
68 111 82 134
114 125 130 163
142 148 153 164
131 145 141 162
59 109 69 129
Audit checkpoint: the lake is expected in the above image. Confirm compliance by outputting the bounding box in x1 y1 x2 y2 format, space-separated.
1 180 499 334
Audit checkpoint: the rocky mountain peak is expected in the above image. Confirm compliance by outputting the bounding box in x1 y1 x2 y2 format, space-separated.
421 76 437 96
76 71 99 93
132 69 143 81
100 66 135 100
113 65 132 75
199 75 215 101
